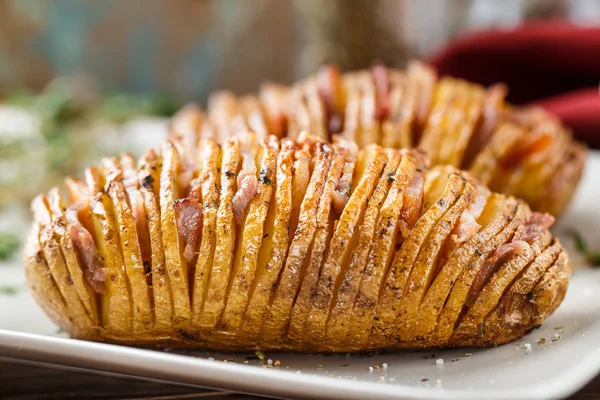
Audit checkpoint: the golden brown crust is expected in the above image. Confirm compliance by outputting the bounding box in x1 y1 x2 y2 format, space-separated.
169 61 586 217
25 134 572 352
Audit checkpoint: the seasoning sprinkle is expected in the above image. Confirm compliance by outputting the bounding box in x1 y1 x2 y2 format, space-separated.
456 353 472 358
537 338 546 345
255 350 265 361
435 359 444 365
274 360 281 367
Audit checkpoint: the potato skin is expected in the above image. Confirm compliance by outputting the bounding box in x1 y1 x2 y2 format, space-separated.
25 135 571 352
178 61 585 217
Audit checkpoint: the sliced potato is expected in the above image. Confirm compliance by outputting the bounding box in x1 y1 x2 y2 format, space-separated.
394 174 477 340
263 142 333 342
191 139 222 325
102 158 153 334
326 148 402 344
432 203 527 345
85 167 132 336
287 145 348 341
159 142 192 327
348 151 424 346
303 145 386 344
413 195 517 341
241 139 295 339
220 136 278 331
46 188 99 325
199 139 241 329
25 135 572 352
24 221 73 334
371 170 466 346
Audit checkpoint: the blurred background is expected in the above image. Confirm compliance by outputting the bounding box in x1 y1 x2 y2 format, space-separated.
0 0 599 214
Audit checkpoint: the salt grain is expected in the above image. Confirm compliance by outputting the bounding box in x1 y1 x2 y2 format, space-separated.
524 343 532 351
368 366 374 372
436 359 444 365
382 362 388 369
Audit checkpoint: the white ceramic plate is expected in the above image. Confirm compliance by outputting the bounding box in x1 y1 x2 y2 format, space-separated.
1 152 600 400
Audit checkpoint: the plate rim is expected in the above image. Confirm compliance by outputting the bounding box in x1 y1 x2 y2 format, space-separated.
0 329 596 400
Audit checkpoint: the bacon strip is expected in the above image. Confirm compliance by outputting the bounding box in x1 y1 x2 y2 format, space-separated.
332 140 357 214
232 154 259 225
466 240 530 309
398 170 424 239
371 62 391 121
174 180 203 263
317 65 345 135
66 210 106 294
515 212 555 243
452 187 490 243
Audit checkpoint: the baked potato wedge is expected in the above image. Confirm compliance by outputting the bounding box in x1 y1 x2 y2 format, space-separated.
169 61 586 216
26 133 571 352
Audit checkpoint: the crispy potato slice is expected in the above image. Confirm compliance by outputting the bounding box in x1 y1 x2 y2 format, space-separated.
102 158 153 333
413 195 517 341
536 249 570 318
372 170 466 345
259 82 289 138
121 154 152 271
442 81 485 167
348 151 424 346
304 78 328 141
241 139 295 339
477 241 562 346
220 136 278 331
432 203 528 345
240 95 269 138
453 223 553 340
85 167 132 336
469 122 524 188
357 73 380 148
536 141 587 215
200 139 241 329
191 139 222 324
326 148 402 344
46 189 99 324
302 145 386 344
136 150 173 332
461 84 507 169
381 71 414 149
263 143 333 342
170 104 204 154
408 61 437 142
24 221 73 334
419 78 471 166
64 178 93 233
32 195 95 335
394 174 477 340
207 91 241 141
159 142 192 327
287 145 348 341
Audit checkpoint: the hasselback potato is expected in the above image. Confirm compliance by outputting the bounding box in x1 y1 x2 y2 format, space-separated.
170 61 586 216
25 133 571 352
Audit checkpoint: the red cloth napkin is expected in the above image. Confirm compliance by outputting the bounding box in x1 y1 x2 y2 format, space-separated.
428 21 600 148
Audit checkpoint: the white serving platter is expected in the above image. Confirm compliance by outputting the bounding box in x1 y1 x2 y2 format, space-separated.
1 152 599 400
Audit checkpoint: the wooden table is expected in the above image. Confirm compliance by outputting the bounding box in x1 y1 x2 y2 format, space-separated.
1 359 599 399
